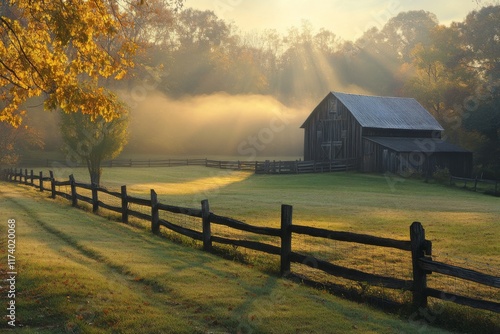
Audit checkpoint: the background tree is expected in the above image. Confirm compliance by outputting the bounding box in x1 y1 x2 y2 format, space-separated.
460 6 500 177
0 118 43 165
402 24 475 120
59 111 128 186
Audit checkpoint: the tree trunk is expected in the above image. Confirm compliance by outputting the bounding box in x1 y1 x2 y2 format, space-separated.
87 158 102 187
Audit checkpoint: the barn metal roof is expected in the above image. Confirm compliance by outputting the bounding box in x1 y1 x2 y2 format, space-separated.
301 92 444 131
364 137 471 153
333 92 444 131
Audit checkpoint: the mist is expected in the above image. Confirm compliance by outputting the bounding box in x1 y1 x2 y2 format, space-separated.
123 92 310 159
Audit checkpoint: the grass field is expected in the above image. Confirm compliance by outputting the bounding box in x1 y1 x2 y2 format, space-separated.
60 166 499 267
2 167 500 333
0 181 456 333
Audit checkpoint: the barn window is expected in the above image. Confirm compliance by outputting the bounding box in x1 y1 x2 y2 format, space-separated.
328 98 338 114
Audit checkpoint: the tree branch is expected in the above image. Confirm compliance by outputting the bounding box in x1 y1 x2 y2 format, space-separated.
0 61 29 90
0 16 48 89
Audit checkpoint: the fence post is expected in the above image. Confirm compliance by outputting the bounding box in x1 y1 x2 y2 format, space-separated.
91 183 99 213
201 199 212 251
410 221 428 309
24 169 28 184
69 174 78 207
280 204 293 276
39 171 43 191
151 189 159 234
30 170 34 186
121 185 128 224
50 171 56 199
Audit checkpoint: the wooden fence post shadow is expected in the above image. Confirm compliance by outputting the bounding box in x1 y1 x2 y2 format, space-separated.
280 204 293 276
151 189 159 234
201 199 212 252
121 185 128 224
410 221 429 310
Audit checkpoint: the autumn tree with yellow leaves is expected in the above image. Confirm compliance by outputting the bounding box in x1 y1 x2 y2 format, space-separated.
0 0 182 182
0 0 143 126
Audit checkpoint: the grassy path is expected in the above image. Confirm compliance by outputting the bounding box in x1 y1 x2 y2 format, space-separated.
0 182 453 333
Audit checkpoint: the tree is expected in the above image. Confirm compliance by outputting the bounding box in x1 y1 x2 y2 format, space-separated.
461 5 500 80
277 21 342 101
380 10 439 62
403 24 475 120
0 0 143 126
460 6 500 177
59 111 128 186
0 118 44 165
165 8 235 96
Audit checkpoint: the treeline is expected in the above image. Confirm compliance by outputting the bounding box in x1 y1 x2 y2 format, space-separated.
4 2 499 177
120 4 499 177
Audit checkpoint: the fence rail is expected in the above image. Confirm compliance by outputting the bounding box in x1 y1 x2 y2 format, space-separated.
18 158 359 174
450 176 499 196
1 167 498 314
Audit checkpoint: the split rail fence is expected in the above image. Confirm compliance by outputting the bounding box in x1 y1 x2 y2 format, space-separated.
450 176 499 196
21 158 359 174
2 168 499 314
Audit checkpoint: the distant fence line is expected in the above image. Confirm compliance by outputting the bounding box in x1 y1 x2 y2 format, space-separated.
2 168 499 314
450 176 499 196
18 158 359 174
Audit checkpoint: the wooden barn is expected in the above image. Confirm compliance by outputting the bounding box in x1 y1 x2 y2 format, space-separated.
301 92 472 177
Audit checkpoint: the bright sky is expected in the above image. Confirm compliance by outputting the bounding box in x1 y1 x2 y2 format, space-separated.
185 0 484 41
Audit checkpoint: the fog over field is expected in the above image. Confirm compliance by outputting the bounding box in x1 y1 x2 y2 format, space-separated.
124 91 309 158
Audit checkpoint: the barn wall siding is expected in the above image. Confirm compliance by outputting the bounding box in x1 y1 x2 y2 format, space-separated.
302 94 363 162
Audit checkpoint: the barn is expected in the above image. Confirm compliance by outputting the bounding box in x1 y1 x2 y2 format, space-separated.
301 92 473 177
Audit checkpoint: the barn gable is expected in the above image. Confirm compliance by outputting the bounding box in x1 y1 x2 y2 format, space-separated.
301 92 472 177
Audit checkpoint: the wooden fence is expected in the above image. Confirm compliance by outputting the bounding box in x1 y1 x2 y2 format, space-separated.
2 167 499 314
20 158 359 174
450 176 499 196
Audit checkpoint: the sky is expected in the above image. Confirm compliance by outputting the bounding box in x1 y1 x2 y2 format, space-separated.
185 0 487 41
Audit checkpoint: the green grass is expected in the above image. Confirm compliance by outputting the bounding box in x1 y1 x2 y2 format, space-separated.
60 166 499 268
6 165 500 332
0 181 454 333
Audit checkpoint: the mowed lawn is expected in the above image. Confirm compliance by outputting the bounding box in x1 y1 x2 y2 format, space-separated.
0 181 453 333
63 166 499 269
63 165 499 331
